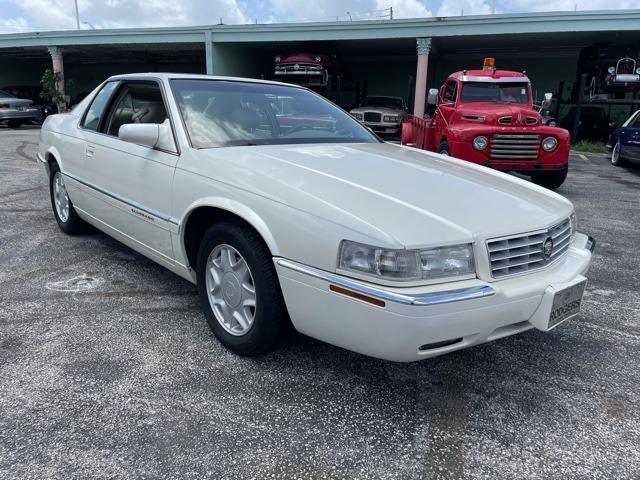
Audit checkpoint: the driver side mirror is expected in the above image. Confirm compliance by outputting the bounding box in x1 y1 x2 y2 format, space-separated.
427 88 439 105
540 92 553 110
119 119 177 153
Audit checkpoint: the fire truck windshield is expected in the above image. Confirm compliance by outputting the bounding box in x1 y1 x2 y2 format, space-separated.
461 82 529 103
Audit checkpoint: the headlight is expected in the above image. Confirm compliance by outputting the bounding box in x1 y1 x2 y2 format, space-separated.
473 136 488 150
315 56 321 62
338 241 475 282
542 137 557 151
636 67 640 74
608 66 616 74
383 115 398 123
547 120 557 127
351 113 363 120
275 55 281 62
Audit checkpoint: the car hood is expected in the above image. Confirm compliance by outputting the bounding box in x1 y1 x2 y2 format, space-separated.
196 142 572 248
350 106 405 115
454 104 541 125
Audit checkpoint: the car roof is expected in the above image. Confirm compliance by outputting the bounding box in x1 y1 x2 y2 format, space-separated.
105 72 308 90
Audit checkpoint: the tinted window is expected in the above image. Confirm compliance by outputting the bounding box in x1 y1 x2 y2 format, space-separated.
82 81 119 131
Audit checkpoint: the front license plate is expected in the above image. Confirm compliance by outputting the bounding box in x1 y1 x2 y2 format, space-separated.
548 280 587 329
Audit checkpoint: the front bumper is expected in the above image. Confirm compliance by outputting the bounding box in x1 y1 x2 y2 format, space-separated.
275 233 594 362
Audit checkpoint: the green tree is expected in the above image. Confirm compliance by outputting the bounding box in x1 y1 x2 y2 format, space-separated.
39 69 73 113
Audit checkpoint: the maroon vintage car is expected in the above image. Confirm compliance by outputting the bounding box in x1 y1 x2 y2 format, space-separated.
274 43 350 87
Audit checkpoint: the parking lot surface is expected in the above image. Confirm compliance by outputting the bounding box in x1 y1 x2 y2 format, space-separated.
1 125 639 479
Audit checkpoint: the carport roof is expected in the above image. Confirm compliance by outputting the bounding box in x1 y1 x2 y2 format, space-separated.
1 9 639 64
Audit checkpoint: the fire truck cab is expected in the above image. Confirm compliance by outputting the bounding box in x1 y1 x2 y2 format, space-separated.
401 58 571 190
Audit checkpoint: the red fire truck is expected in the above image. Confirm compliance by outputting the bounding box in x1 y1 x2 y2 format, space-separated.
401 58 570 189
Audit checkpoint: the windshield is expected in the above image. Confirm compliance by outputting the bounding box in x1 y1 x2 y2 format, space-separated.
360 96 404 110
0 89 17 98
171 79 380 148
460 82 529 103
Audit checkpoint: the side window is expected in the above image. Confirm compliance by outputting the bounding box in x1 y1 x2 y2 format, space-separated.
105 83 168 137
443 81 457 103
82 81 119 131
629 113 640 128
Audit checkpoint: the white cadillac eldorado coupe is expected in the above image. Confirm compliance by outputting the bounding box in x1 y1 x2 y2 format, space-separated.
38 73 595 362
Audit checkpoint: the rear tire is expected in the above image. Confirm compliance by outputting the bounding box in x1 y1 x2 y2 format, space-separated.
196 219 288 356
49 162 89 234
530 167 568 190
610 141 624 167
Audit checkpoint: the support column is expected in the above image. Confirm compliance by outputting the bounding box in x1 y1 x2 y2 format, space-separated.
47 46 67 112
413 37 432 119
205 30 213 74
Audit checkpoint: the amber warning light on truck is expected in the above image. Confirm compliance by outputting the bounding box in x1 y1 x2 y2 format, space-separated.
483 58 496 70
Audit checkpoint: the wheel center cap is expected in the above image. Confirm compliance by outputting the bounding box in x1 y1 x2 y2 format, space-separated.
222 272 242 308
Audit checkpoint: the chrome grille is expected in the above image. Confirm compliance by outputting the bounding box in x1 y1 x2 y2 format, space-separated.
617 58 636 75
364 112 382 122
487 217 573 278
490 133 540 160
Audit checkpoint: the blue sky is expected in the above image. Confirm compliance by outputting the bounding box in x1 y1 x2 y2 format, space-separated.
1 0 639 34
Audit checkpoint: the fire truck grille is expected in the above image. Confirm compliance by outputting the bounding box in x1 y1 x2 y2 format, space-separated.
617 58 636 75
487 217 572 278
364 112 382 122
490 134 540 159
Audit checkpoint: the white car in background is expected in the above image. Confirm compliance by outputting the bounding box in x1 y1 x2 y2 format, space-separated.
350 95 408 135
38 73 595 362
0 88 39 127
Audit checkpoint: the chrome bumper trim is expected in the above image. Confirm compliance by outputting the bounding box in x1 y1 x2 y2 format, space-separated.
276 259 495 306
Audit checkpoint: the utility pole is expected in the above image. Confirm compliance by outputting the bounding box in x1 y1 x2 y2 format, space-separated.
390 7 393 20
74 0 80 29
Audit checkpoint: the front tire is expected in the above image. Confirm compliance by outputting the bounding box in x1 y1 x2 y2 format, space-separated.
530 167 568 190
196 220 288 356
610 141 624 167
436 141 451 156
49 162 88 234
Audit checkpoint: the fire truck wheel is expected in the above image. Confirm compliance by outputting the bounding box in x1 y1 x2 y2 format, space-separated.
436 141 451 156
530 167 568 190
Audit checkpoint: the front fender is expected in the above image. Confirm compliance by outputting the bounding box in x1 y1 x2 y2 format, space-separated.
180 196 280 256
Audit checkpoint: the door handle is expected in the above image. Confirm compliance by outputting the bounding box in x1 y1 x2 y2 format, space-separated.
85 146 94 157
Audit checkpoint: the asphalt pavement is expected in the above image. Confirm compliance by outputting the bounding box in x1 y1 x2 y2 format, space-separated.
1 125 638 479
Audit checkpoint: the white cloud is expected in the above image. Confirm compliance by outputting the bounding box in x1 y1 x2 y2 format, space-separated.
436 0 491 16
1 0 640 32
504 0 640 12
378 0 432 19
0 17 30 34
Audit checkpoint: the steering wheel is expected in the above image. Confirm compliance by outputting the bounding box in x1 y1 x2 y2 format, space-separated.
287 123 315 134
